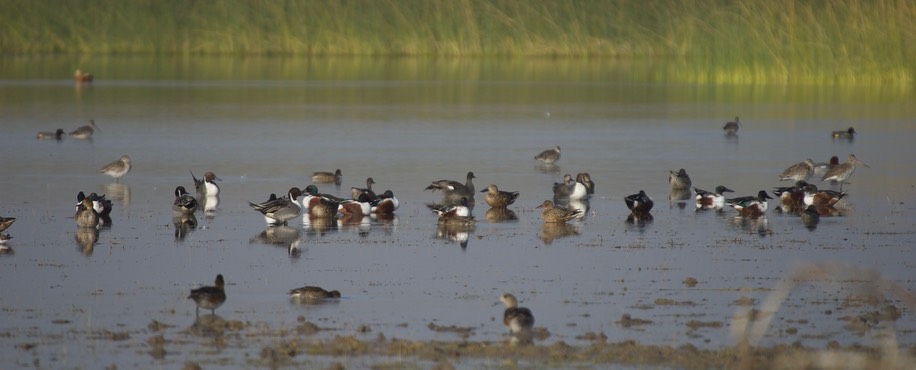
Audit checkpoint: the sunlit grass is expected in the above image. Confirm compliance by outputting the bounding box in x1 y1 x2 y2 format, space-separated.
0 0 912 85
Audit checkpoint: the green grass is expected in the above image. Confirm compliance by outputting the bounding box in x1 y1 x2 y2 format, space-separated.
1 0 913 85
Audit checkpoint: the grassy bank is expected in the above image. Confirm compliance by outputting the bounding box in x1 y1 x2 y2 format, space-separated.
1 0 912 84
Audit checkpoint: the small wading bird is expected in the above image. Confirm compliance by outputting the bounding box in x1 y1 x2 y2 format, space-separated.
779 159 815 182
500 293 535 333
723 116 740 134
534 146 561 164
821 154 868 188
69 120 99 139
98 155 131 182
188 274 226 316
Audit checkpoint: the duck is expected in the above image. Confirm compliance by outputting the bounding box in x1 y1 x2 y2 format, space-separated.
500 293 535 333
190 170 221 197
338 193 373 218
534 146 561 164
350 177 377 201
832 127 856 139
69 120 99 139
37 128 65 140
426 171 476 201
577 173 595 195
772 181 809 210
370 190 400 215
821 154 869 188
814 156 840 175
289 286 341 300
803 184 847 208
172 186 198 215
312 169 343 185
480 184 520 208
75 197 100 228
537 200 582 223
726 190 773 218
248 187 303 225
188 274 226 316
76 191 113 217
553 174 588 200
723 116 740 134
669 169 692 191
98 155 131 182
74 69 94 82
624 190 654 214
779 159 815 182
694 185 734 208
0 217 16 233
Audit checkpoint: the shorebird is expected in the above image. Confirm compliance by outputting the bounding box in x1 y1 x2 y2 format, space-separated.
821 154 869 189
779 159 815 182
500 293 535 333
69 120 99 139
98 155 131 182
188 274 226 316
723 116 740 134
534 146 561 164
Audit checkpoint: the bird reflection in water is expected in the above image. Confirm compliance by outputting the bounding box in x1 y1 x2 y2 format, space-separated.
729 216 771 237
337 215 371 237
484 207 518 222
539 222 581 244
188 314 227 338
173 214 198 241
436 223 475 249
251 225 302 250
302 214 338 237
101 183 131 210
75 227 99 256
669 189 691 210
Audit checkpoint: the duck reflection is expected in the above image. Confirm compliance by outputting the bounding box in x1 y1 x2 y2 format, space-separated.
539 222 581 244
302 214 338 236
801 205 820 231
436 223 475 249
188 314 227 338
669 189 691 210
250 225 301 249
75 227 99 256
173 214 198 241
201 195 220 217
729 216 770 237
535 163 560 174
337 215 371 237
484 207 518 222
625 212 654 231
101 183 131 209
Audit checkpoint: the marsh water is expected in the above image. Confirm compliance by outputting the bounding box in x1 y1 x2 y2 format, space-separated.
1 56 915 368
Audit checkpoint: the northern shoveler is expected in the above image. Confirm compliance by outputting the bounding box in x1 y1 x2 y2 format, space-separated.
553 174 588 200
779 159 815 182
832 127 856 139
500 293 535 333
301 185 343 218
312 169 343 185
480 184 520 208
624 190 654 214
726 190 773 218
537 200 582 223
289 286 341 300
190 170 221 197
577 173 595 195
534 146 561 164
69 120 99 139
723 116 740 134
75 192 112 217
98 155 131 182
426 171 476 200
249 187 303 225
814 156 840 175
370 190 399 216
431 197 471 218
74 69 94 82
173 186 199 215
821 154 868 187
803 184 847 208
0 217 15 233
188 274 226 316
772 181 808 210
338 193 372 218
694 185 734 208
350 177 377 201
669 169 692 190
37 128 65 140
75 197 100 228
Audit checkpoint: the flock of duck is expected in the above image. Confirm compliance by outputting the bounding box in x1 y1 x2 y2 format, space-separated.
6 115 865 336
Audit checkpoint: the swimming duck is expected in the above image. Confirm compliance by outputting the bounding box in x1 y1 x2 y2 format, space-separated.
500 293 535 333
188 274 226 316
172 186 198 215
669 169 692 191
537 200 582 223
480 184 520 208
37 128 65 140
289 286 341 300
312 169 343 185
726 190 773 218
832 127 856 139
624 190 654 214
248 187 303 225
69 120 99 139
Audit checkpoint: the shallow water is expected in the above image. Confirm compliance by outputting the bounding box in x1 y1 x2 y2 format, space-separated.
1 56 915 368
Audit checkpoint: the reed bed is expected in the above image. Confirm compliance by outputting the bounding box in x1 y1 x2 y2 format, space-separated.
1 0 912 84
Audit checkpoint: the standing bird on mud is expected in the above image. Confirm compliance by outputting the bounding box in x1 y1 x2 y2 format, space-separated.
98 155 131 182
821 154 868 188
188 274 226 316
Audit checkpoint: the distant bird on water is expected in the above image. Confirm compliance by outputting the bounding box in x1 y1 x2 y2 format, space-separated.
669 169 692 190
821 154 869 187
779 159 815 182
69 120 99 139
289 286 341 300
500 293 535 333
188 274 226 316
312 169 343 185
723 116 740 134
534 146 561 164
624 190 654 215
537 200 582 223
832 127 856 139
75 69 94 82
37 128 65 140
98 155 131 182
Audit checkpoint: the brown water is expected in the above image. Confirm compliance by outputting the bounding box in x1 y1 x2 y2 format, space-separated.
1 55 915 368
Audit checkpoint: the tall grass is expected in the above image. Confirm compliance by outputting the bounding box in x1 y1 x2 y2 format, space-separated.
0 0 912 84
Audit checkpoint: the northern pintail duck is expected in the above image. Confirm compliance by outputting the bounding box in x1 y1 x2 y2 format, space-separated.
577 173 595 195
832 127 856 139
172 186 199 215
537 200 582 223
98 155 131 182
370 190 400 216
534 146 561 164
190 170 221 197
350 177 377 201
302 185 343 218
289 286 341 300
694 185 734 208
188 274 226 316
74 69 94 82
500 293 534 333
338 194 372 218
0 217 16 233
821 154 869 187
726 190 773 218
75 197 100 228
553 174 588 200
624 190 654 215
772 181 808 210
312 169 343 185
426 171 476 200
723 116 740 134
37 128 65 140
814 156 840 175
76 191 112 217
249 187 303 225
480 184 519 208
669 169 692 191
803 184 846 208
69 120 99 139
779 159 815 182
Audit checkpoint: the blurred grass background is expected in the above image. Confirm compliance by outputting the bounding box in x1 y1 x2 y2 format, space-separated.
1 0 912 85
